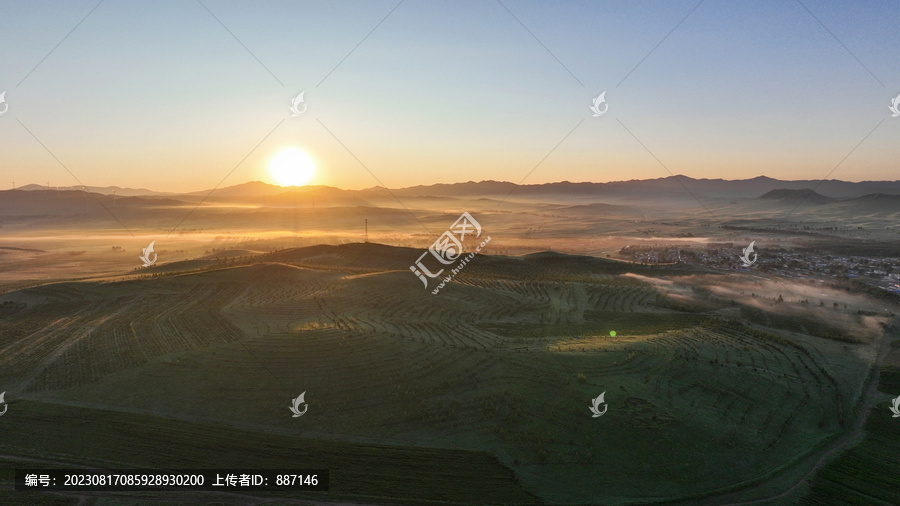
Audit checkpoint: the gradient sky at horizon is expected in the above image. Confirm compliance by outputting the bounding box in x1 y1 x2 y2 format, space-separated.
0 0 898 192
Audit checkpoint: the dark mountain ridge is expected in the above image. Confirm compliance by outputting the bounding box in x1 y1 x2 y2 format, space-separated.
758 188 835 204
13 176 900 200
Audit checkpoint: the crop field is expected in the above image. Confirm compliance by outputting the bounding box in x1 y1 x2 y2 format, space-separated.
0 243 892 504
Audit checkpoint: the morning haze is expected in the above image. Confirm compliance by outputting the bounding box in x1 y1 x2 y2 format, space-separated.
1 1 899 504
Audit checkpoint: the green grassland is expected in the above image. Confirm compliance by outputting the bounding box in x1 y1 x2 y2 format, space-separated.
801 332 900 505
800 408 900 505
0 243 893 504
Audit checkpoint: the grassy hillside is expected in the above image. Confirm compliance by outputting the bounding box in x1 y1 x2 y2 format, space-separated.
801 331 900 505
0 244 891 504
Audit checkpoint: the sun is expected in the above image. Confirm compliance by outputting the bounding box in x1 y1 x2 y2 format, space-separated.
269 148 316 186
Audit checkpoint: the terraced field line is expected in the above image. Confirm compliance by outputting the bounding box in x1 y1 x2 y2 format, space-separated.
0 453 94 467
16 302 137 391
718 325 895 505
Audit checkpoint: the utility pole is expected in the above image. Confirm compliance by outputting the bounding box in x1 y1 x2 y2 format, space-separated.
365 219 368 243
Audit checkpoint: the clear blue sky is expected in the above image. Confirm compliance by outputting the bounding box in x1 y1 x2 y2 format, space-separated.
0 0 897 191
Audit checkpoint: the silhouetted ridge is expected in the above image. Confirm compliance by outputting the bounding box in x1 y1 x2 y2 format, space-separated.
833 193 900 211
844 193 900 203
263 243 421 270
757 188 834 204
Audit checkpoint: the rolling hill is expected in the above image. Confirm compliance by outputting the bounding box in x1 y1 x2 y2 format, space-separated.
0 243 891 504
758 188 836 205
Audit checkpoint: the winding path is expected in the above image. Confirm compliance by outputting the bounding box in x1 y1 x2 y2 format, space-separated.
712 323 896 505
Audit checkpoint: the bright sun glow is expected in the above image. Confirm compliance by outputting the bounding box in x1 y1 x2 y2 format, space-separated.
269 148 316 186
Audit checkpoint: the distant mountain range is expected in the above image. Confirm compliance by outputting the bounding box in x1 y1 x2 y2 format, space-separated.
0 176 900 209
380 176 900 200
14 176 900 200
16 184 165 197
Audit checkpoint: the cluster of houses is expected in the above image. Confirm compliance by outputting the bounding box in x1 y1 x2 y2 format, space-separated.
618 243 899 293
